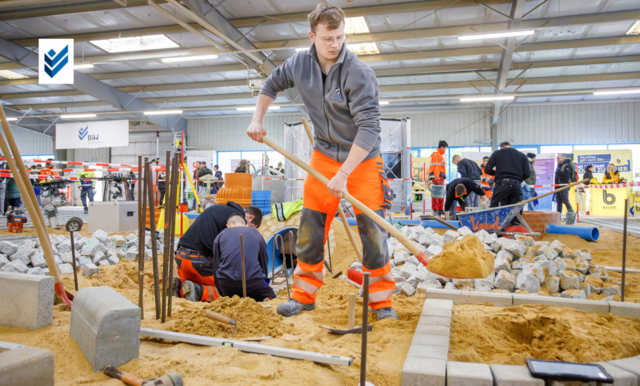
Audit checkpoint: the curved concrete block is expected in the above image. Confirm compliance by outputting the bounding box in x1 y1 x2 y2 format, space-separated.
70 286 140 372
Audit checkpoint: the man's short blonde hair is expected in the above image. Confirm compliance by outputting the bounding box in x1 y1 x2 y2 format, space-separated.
308 3 345 33
227 214 246 227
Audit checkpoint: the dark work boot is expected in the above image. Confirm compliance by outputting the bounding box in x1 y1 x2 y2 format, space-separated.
373 307 398 321
172 277 182 297
276 299 315 317
182 280 203 302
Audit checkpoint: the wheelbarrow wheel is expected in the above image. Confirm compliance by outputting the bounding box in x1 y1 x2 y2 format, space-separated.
501 225 530 238
65 217 84 232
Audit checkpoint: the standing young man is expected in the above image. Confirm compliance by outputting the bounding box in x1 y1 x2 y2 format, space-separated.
428 141 448 217
246 4 396 320
77 162 96 214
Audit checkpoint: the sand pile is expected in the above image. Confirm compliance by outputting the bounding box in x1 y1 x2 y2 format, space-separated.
449 303 640 365
170 296 294 338
428 235 494 279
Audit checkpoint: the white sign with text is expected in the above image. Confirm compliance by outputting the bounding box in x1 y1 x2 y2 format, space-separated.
56 120 129 149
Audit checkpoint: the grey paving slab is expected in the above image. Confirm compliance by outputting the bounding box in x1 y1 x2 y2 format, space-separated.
608 357 640 381
414 324 450 336
402 357 446 386
407 344 449 360
417 315 451 327
490 365 545 386
596 362 638 386
0 272 54 330
448 361 493 386
411 334 450 347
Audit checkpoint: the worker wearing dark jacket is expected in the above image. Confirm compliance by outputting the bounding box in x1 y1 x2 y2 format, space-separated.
555 154 573 214
212 214 276 301
452 155 482 208
444 178 485 220
174 202 264 302
484 142 531 209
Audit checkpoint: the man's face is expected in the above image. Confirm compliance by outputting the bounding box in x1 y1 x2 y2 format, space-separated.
557 155 564 164
482 159 488 167
452 158 459 165
309 22 346 62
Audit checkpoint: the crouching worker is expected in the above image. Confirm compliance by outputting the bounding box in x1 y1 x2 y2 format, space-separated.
173 201 264 302
444 178 485 220
212 214 276 301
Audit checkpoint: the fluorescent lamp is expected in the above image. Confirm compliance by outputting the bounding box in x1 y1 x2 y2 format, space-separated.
593 89 640 96
162 54 219 63
627 21 640 35
460 96 515 102
74 64 94 69
91 34 179 53
458 30 535 41
345 16 370 34
295 47 310 52
236 106 281 112
144 110 183 115
347 42 380 55
5 118 18 121
0 70 28 80
379 100 389 105
60 114 97 119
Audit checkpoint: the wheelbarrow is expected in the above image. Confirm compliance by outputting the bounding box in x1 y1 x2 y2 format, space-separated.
456 179 588 237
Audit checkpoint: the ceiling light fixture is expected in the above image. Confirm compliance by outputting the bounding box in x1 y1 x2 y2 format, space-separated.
295 47 310 52
458 30 535 41
379 100 389 105
460 95 515 102
74 64 94 69
237 106 281 112
91 34 179 53
0 70 29 80
344 16 370 34
627 21 640 35
347 42 380 55
162 54 219 63
593 89 640 95
60 114 97 119
143 110 183 115
5 118 18 121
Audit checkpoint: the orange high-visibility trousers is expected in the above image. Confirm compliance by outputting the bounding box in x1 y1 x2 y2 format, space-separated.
293 150 395 310
174 247 220 302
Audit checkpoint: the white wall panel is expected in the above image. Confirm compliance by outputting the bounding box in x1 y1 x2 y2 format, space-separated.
498 102 640 145
71 147 110 163
5 125 54 155
188 114 305 151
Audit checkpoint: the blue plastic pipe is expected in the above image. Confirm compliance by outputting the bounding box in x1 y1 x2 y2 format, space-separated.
545 224 599 242
338 217 460 229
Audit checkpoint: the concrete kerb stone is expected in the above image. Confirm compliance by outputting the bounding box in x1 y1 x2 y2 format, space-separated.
402 357 446 386
70 286 141 372
512 294 610 313
448 361 493 386
595 362 637 386
411 334 450 347
0 341 54 386
414 324 451 336
407 344 449 360
490 365 544 386
0 272 54 331
425 288 513 307
607 356 640 381
607 301 640 318
418 316 451 327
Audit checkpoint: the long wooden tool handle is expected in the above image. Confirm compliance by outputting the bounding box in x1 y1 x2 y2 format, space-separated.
301 118 363 261
261 135 424 258
205 310 235 325
519 179 588 205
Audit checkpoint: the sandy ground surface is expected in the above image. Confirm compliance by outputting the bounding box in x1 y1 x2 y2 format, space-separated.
449 303 640 365
2 222 640 383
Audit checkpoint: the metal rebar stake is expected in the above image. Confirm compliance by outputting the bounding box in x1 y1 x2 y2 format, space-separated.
161 151 171 323
69 231 78 291
147 164 161 319
168 156 179 316
361 272 370 386
622 198 628 302
240 234 246 298
139 157 148 320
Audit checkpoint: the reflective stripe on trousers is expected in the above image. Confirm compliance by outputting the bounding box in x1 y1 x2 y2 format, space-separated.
292 150 395 310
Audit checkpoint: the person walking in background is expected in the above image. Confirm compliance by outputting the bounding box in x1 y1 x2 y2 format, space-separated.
428 141 448 217
580 164 596 215
31 165 42 206
197 161 213 194
213 165 223 191
158 172 166 205
235 159 249 173
555 154 574 216
4 176 21 215
451 155 482 208
76 162 96 214
523 153 537 210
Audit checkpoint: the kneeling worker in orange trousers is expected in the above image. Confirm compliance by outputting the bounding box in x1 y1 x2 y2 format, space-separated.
246 4 397 320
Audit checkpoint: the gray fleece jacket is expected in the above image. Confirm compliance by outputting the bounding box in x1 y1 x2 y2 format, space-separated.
259 44 381 163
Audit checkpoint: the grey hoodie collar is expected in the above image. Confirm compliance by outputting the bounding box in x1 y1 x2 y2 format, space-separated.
307 42 348 67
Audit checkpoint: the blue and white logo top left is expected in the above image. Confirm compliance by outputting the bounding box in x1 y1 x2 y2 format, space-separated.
39 39 74 84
